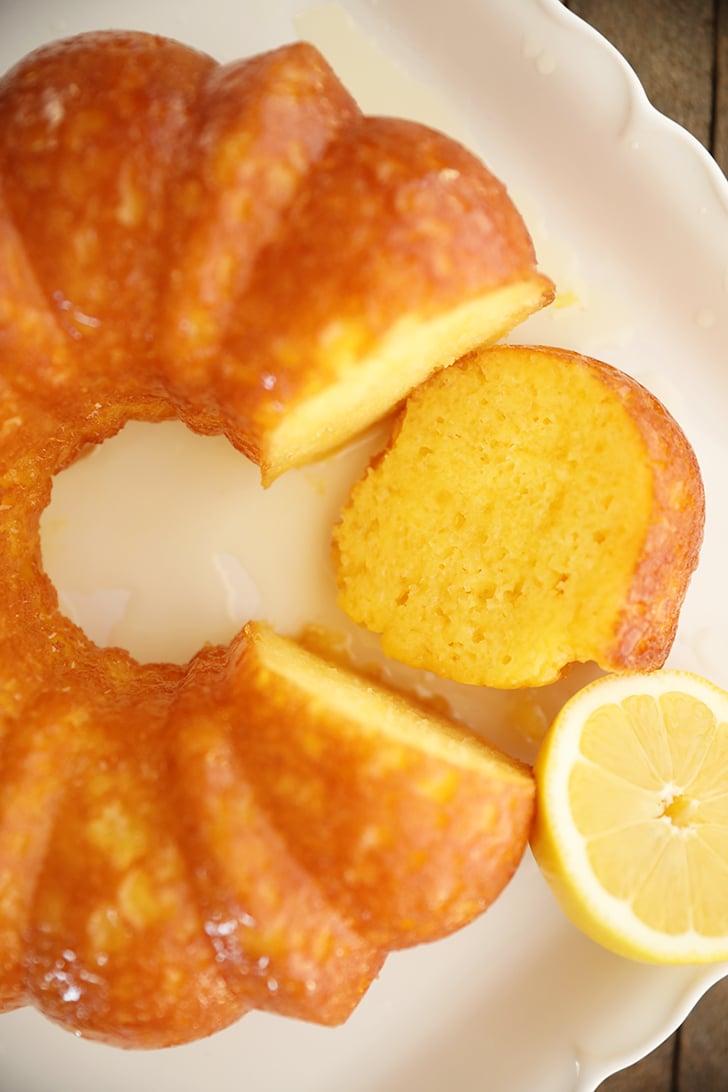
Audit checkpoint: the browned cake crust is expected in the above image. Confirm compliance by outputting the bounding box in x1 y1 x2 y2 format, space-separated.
594 353 705 670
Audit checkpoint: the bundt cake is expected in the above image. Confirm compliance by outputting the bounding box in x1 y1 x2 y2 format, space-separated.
0 30 545 1046
333 345 705 689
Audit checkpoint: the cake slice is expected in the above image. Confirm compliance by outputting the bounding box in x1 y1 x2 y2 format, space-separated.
234 623 535 947
333 344 705 689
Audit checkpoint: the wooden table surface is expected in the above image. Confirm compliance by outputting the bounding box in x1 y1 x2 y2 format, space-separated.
558 5 728 1090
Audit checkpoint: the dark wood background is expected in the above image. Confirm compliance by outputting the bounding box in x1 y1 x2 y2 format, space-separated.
559 4 728 1089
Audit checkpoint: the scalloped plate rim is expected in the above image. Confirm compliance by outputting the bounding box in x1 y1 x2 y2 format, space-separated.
0 1 727 1090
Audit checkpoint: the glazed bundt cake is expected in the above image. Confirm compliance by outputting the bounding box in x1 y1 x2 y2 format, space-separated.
333 345 704 689
0 622 533 1046
0 30 546 1046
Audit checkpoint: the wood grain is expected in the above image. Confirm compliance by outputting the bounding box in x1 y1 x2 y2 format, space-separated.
678 976 728 1088
568 0 714 149
601 1036 675 1091
715 0 728 170
559 3 727 1090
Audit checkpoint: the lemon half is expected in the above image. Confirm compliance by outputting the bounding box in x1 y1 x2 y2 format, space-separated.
531 670 728 963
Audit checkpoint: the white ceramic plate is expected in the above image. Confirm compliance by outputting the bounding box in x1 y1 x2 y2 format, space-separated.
2 1 728 1089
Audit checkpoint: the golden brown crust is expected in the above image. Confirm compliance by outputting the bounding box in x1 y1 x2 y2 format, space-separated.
160 41 362 418
0 32 215 405
7 679 244 1047
573 354 706 670
515 348 705 672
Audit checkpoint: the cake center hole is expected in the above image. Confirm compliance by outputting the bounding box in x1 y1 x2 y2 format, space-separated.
40 420 363 664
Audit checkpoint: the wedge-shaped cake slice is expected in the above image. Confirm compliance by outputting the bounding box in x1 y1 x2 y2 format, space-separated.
333 344 704 688
229 623 535 949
